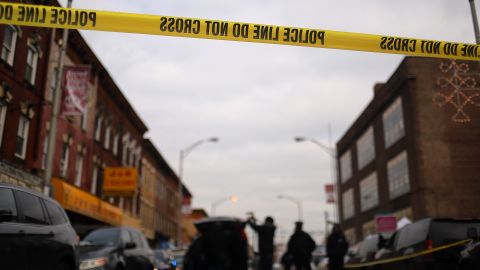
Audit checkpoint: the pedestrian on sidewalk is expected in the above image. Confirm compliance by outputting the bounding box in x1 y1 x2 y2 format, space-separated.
286 221 316 270
326 224 349 270
247 214 276 270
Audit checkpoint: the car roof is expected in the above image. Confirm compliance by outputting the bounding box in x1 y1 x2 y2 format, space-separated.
0 183 60 206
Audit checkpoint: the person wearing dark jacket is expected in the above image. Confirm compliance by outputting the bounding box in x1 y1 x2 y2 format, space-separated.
247 216 276 270
326 224 349 270
287 221 316 270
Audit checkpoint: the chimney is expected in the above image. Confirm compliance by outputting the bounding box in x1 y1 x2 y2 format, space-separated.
374 83 385 96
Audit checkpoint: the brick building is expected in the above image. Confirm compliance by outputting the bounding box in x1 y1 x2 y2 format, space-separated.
0 4 51 192
336 57 480 244
0 0 188 245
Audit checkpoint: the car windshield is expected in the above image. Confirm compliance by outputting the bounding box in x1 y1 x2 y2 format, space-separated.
82 228 120 246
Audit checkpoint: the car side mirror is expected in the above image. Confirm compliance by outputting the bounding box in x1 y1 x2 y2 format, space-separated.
124 242 136 249
0 208 13 222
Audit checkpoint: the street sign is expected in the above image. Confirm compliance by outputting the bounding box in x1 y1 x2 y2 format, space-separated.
103 167 138 197
324 184 335 204
375 215 397 234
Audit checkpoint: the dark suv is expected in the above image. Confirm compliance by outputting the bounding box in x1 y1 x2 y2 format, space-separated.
387 218 480 270
183 217 248 270
0 184 78 270
79 226 155 270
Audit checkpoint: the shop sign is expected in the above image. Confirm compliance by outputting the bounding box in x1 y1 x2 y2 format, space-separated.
103 167 137 197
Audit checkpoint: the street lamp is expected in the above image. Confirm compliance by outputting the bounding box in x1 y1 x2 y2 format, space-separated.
469 0 480 44
211 195 238 216
294 134 339 223
177 137 219 247
277 194 303 221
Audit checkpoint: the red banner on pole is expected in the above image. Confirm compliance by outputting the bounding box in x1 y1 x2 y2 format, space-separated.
61 65 90 116
324 184 335 204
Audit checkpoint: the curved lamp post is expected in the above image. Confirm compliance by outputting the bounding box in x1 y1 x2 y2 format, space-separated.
277 194 303 221
177 137 219 246
211 195 238 216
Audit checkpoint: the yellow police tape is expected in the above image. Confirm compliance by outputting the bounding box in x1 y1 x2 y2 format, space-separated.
0 3 479 61
344 239 472 268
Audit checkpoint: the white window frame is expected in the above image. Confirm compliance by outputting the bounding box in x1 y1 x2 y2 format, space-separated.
91 165 98 195
94 114 103 141
356 127 375 169
387 151 410 199
112 133 119 156
340 150 352 183
1 25 18 66
25 44 39 85
41 133 48 169
104 125 111 149
81 104 88 131
383 97 405 148
0 101 7 147
60 142 70 178
342 188 355 220
74 154 83 187
360 172 379 212
14 116 30 159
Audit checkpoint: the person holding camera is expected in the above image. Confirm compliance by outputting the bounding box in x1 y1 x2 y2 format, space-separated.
247 214 276 270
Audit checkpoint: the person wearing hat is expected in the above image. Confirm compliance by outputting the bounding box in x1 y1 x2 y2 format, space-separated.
326 223 349 270
247 215 276 270
286 221 316 270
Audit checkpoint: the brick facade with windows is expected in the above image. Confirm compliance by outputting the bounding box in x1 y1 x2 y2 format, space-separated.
0 1 188 244
336 57 480 244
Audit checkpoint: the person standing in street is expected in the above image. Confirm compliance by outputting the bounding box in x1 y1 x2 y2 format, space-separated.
326 224 349 270
247 215 276 270
286 221 316 270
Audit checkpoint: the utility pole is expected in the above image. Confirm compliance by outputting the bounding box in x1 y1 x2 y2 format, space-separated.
43 0 73 196
469 0 480 44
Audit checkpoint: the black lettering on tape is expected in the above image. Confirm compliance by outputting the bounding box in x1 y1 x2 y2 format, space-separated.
0 4 14 21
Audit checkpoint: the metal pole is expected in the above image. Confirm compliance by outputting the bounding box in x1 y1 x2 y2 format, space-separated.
176 150 184 247
469 0 480 44
43 0 73 196
298 200 303 221
328 125 339 223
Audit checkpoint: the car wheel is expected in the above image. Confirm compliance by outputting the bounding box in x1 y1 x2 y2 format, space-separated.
57 261 71 270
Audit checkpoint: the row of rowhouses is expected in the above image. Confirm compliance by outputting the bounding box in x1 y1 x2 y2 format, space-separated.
0 0 191 247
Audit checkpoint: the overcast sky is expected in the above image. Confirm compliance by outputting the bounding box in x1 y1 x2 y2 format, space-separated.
60 0 478 243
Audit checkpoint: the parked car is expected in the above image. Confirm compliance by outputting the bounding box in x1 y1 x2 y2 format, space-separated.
79 226 155 270
183 217 248 270
346 234 387 265
386 218 480 270
154 249 174 270
0 184 79 270
312 244 326 266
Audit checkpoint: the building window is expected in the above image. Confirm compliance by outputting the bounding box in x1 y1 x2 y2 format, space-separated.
74 154 83 187
356 127 375 169
383 97 405 148
360 172 378 212
387 151 410 199
41 133 48 169
340 150 352 183
91 165 98 195
342 189 354 220
15 116 30 159
1 25 18 66
94 114 103 141
60 142 70 178
344 228 356 245
48 67 58 101
362 219 376 238
0 101 7 147
25 45 39 85
112 133 119 156
81 105 88 131
104 125 111 149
